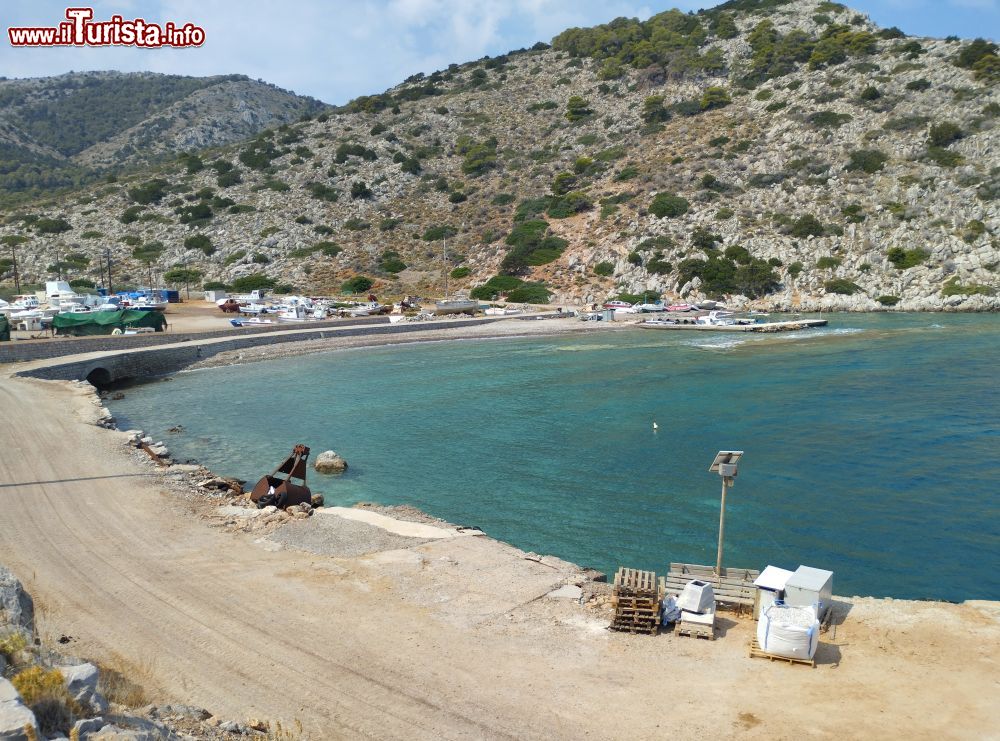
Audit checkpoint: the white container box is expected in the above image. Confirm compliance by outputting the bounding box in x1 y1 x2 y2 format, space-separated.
676 579 715 614
783 566 833 618
753 565 794 619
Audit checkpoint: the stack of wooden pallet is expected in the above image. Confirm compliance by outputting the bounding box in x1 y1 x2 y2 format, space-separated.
609 567 663 635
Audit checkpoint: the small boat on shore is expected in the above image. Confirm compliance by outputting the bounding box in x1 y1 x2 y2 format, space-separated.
433 298 479 315
603 300 632 310
667 303 696 312
637 302 666 313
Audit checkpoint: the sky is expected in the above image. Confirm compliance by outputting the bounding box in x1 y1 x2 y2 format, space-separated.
1 0 996 104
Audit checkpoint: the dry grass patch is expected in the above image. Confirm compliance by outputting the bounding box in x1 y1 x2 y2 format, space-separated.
95 653 153 708
12 666 81 736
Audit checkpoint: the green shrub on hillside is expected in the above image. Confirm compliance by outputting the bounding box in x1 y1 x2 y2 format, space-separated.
128 178 169 205
341 275 374 294
807 110 852 128
641 96 671 123
925 147 964 167
593 261 614 277
217 170 241 188
239 139 280 170
791 215 826 237
506 283 552 303
928 122 964 147
305 182 339 202
649 192 689 218
470 274 523 300
700 87 731 110
565 96 593 122
877 295 900 306
184 234 214 255
816 255 842 269
953 39 1000 81
846 149 888 173
175 202 212 225
887 247 929 268
547 192 592 219
824 278 861 294
35 217 72 234
422 225 458 241
334 143 377 163
457 136 498 176
378 251 407 273
941 277 995 297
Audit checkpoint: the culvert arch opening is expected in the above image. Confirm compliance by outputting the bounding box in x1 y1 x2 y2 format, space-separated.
85 367 112 388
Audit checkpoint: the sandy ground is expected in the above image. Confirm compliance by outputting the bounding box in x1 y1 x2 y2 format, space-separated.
1 332 999 740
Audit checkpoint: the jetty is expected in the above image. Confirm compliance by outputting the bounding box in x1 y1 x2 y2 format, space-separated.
638 318 827 333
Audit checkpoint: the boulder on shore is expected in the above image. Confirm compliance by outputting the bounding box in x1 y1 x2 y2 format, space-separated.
0 677 37 741
0 566 33 635
314 451 347 474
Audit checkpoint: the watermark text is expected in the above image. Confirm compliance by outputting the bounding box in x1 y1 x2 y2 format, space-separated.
8 7 205 48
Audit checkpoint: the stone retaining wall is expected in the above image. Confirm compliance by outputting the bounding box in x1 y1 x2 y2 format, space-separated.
15 318 500 385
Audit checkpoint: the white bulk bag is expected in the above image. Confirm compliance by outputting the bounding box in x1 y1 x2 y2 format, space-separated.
757 603 819 660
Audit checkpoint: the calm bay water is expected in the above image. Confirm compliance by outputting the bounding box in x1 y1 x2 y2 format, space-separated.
111 313 1000 601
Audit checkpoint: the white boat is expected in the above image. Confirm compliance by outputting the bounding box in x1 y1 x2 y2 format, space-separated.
637 302 666 313
484 306 521 316
276 305 320 322
59 305 93 315
433 298 479 315
97 297 123 312
10 295 41 310
239 302 271 315
230 316 274 326
696 310 756 326
344 302 385 317
128 296 167 312
697 311 737 326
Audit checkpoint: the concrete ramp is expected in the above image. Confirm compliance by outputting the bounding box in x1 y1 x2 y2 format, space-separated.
316 507 476 539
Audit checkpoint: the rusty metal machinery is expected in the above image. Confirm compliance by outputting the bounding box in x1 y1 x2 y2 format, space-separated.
250 444 312 509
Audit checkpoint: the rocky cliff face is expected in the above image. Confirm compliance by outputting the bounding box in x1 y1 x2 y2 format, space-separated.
1 0 997 310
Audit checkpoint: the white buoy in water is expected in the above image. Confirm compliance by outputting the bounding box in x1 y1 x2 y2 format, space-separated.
652 421 659 431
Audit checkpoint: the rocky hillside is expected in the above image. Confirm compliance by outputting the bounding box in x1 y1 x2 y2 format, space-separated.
1 0 997 311
0 71 326 196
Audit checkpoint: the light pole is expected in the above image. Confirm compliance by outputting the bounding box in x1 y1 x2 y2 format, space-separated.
104 249 113 295
708 450 743 578
10 245 20 293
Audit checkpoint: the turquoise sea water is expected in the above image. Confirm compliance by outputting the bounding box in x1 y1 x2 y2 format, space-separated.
111 313 1000 601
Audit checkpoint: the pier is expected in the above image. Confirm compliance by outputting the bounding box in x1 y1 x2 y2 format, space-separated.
638 319 828 333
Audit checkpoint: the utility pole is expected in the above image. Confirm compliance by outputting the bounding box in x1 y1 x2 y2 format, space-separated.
105 249 113 295
10 245 20 293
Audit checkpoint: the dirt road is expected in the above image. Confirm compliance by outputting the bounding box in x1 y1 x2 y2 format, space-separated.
0 372 997 739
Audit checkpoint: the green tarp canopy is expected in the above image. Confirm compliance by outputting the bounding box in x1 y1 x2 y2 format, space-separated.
52 310 167 336
0 314 9 342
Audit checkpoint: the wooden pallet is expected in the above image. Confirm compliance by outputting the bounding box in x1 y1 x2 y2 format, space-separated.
748 637 815 667
609 617 659 635
610 567 661 635
676 621 715 640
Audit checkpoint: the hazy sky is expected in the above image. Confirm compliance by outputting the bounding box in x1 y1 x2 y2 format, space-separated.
1 0 996 104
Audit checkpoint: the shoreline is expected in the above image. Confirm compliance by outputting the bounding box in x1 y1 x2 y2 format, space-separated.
183 314 619 371
2 327 999 738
